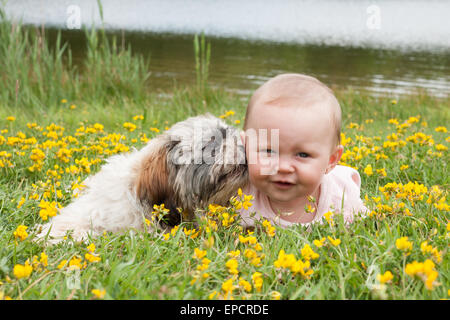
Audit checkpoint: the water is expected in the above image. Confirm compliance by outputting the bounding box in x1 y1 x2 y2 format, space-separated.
3 0 450 97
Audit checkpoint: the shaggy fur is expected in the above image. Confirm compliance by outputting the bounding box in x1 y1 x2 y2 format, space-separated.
35 114 248 244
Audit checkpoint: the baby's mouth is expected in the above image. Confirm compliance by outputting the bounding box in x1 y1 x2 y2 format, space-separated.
272 180 296 189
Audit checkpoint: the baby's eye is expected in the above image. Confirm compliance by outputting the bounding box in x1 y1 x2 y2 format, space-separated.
297 152 309 158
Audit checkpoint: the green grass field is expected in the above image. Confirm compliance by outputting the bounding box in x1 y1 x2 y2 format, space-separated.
0 14 449 300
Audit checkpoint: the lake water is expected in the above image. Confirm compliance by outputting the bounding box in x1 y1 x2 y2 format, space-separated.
3 0 450 97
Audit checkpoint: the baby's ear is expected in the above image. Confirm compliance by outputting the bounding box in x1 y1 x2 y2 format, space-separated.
326 145 343 173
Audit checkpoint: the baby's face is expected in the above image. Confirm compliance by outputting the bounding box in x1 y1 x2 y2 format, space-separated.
244 102 341 207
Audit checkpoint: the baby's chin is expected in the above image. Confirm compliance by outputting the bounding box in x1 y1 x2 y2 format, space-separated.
264 185 306 203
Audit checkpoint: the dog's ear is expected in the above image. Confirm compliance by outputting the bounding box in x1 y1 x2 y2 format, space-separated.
135 147 171 208
134 145 182 227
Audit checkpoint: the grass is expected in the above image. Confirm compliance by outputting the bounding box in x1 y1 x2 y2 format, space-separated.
0 10 449 300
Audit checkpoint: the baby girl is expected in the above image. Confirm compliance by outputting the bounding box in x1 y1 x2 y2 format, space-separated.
239 73 369 228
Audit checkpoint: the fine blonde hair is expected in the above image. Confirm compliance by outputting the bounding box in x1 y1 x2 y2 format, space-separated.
244 73 342 146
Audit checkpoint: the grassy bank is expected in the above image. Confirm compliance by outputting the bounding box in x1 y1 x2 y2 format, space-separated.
0 13 449 300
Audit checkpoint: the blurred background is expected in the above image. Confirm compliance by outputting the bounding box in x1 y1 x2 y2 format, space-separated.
3 0 450 98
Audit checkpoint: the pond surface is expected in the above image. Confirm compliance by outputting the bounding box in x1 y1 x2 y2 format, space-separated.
4 0 450 97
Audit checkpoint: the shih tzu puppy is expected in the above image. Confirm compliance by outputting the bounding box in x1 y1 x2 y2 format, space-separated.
35 114 248 244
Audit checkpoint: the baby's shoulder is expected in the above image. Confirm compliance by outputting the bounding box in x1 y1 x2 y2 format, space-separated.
318 165 369 221
327 165 362 189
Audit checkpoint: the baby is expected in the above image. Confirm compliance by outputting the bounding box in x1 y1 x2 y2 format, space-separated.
239 73 369 228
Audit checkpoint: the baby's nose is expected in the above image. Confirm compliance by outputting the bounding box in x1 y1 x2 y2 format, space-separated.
277 156 295 173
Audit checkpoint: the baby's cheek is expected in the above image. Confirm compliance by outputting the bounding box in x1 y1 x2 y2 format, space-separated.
249 156 278 177
297 165 323 186
248 163 263 183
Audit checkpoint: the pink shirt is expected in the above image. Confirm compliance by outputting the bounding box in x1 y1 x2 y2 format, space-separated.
239 165 369 228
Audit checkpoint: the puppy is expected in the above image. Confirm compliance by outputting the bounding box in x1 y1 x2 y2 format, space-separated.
35 114 248 243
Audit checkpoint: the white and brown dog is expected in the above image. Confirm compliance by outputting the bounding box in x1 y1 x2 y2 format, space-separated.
35 114 248 243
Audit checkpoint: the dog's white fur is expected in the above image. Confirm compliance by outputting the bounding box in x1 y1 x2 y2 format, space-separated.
35 114 247 244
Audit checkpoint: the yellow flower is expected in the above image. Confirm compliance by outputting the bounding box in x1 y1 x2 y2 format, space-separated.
300 244 319 261
85 252 101 263
377 271 393 284
225 258 239 275
364 164 373 176
405 259 438 290
92 289 106 299
57 260 68 269
324 211 334 224
274 250 296 269
183 227 200 239
208 203 225 215
196 257 211 271
61 99 67 103
221 212 235 227
251 272 263 292
290 259 313 279
347 122 359 129
327 236 341 246
40 252 48 267
407 116 420 124
420 241 442 263
227 250 240 258
6 116 16 121
238 234 257 245
376 168 387 177
219 110 235 119
193 248 207 260
87 243 96 253
238 277 252 292
13 261 33 279
38 200 59 221
313 237 326 248
17 197 26 209
208 291 218 300
395 236 413 252
222 278 235 294
68 256 83 270
270 291 281 300
262 219 276 237
13 225 28 241
123 122 137 132
434 126 447 133
231 189 253 210
388 118 399 125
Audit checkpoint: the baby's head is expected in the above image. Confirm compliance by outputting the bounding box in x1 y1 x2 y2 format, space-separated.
242 73 343 206
244 73 341 147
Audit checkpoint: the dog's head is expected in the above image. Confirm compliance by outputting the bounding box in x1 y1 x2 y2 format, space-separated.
135 114 248 226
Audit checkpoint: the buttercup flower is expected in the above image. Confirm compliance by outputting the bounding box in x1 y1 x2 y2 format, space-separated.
193 248 207 260
13 225 28 241
225 258 239 275
327 236 341 246
251 272 263 292
377 271 393 284
13 261 33 279
395 236 413 252
92 289 106 299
